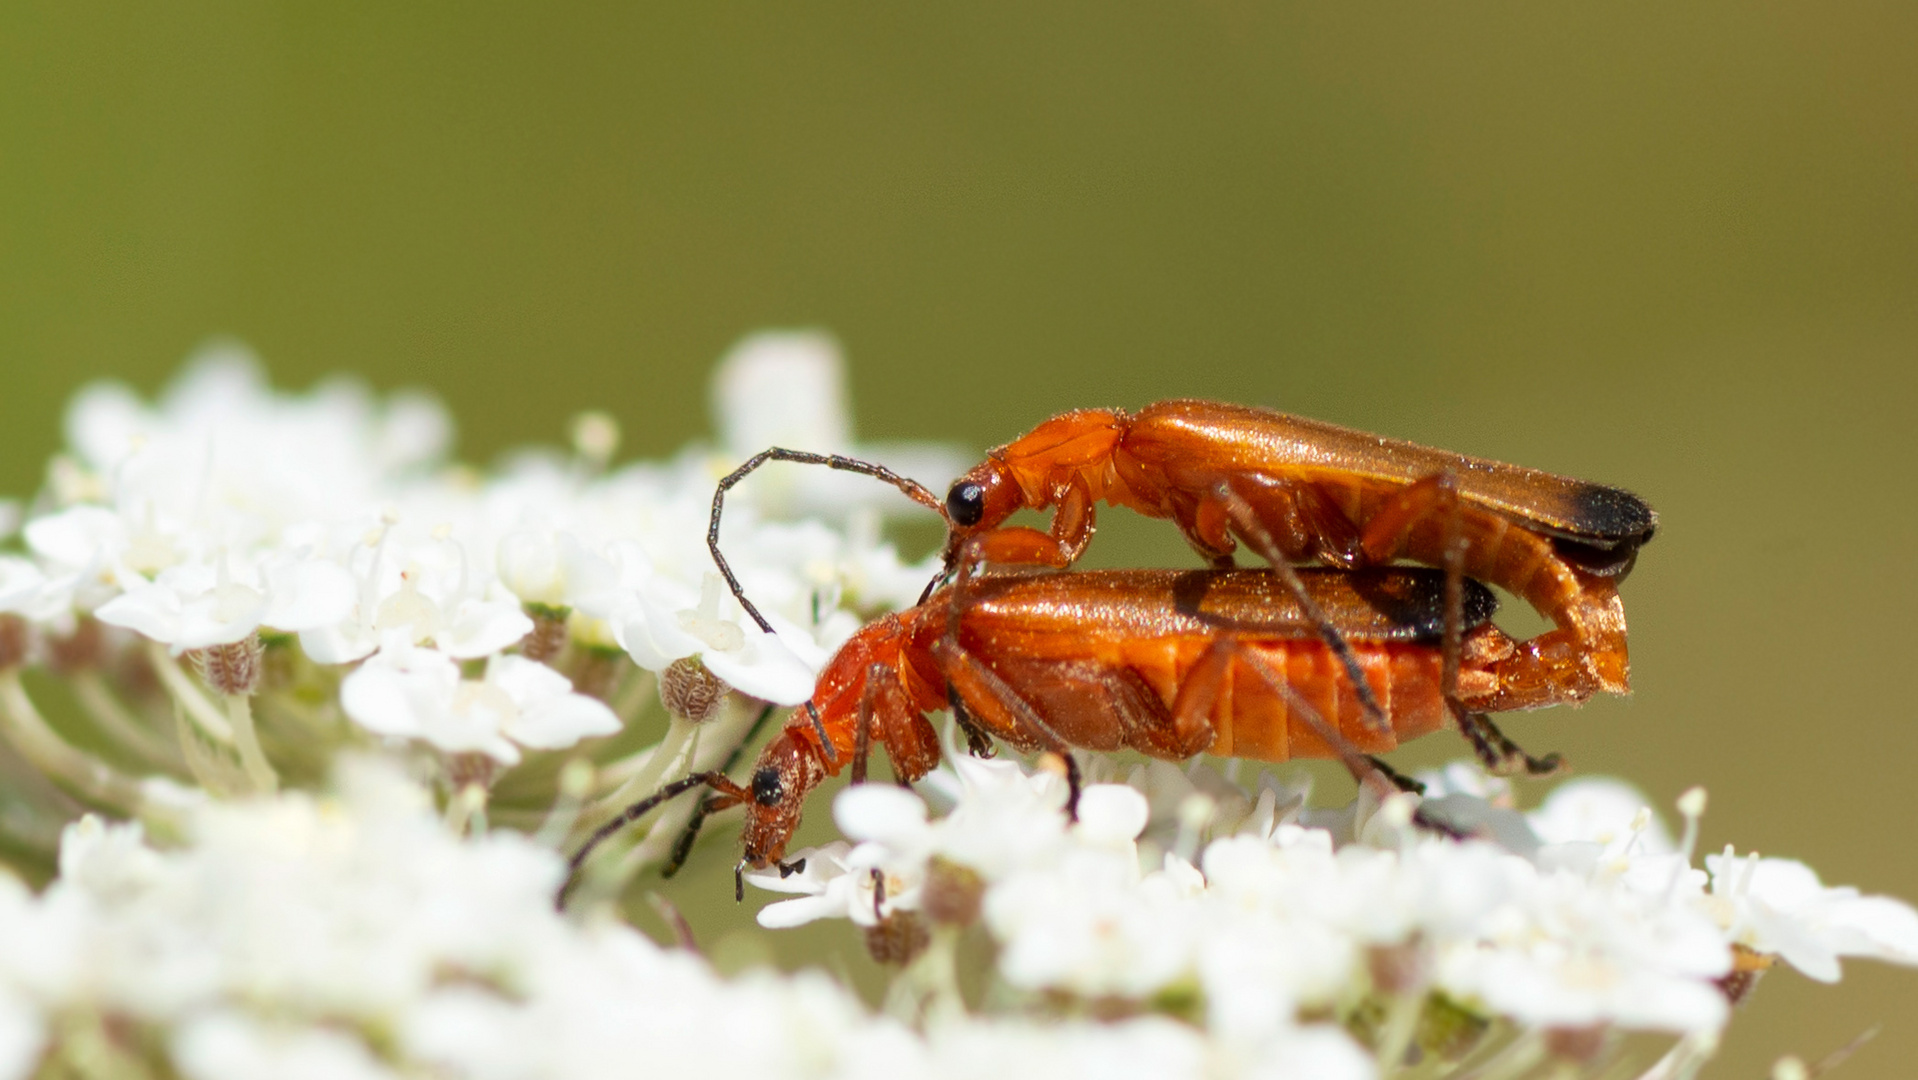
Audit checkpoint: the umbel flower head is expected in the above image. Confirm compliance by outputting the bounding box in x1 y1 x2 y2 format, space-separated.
0 335 1907 1079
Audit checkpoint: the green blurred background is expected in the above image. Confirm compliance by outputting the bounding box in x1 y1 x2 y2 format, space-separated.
3 3 1914 1075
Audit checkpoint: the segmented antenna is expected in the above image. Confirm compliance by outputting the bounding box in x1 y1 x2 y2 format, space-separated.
708 448 945 634
559 770 727 908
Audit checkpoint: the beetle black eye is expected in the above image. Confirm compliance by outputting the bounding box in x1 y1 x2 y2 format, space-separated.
751 767 784 807
946 481 986 527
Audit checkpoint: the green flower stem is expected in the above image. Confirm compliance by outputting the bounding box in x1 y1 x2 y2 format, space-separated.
565 718 705 901
69 672 181 771
888 925 967 1030
532 758 597 849
1466 1030 1546 1080
1637 1032 1721 1080
0 670 146 815
223 692 278 794
1375 985 1426 1075
579 716 700 838
445 781 489 836
144 642 235 745
603 785 700 894
610 668 658 726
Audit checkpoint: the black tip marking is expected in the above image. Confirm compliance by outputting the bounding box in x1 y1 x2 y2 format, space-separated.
1349 568 1498 642
1565 483 1657 545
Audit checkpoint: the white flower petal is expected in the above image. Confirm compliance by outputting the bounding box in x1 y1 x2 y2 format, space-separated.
25 505 126 570
436 598 532 659
713 331 852 461
260 557 356 632
699 628 816 705
0 987 43 1080
340 646 459 740
94 584 187 644
172 1010 399 1080
489 656 619 750
834 785 930 847
1073 784 1149 846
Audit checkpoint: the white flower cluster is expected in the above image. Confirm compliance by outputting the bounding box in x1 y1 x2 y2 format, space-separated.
753 755 1918 1074
0 336 1912 1080
0 333 953 821
0 759 1380 1080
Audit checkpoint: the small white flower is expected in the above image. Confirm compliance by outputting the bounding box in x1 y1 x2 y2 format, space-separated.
748 842 913 930
711 331 965 520
0 556 65 624
1703 848 1918 982
302 528 532 665
986 843 1195 1000
341 645 617 764
172 1010 400 1080
612 573 818 704
927 1016 1213 1080
1529 776 1674 858
0 987 42 1080
95 552 357 653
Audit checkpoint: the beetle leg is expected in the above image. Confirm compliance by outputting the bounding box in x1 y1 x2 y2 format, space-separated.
946 690 998 758
1157 638 1233 758
663 702 780 879
958 476 1097 569
1211 482 1391 736
854 661 941 786
1364 755 1426 795
1183 489 1241 565
1353 471 1479 713
853 663 886 785
963 525 1075 568
1048 476 1097 565
930 637 1082 820
1451 703 1565 777
1223 643 1396 798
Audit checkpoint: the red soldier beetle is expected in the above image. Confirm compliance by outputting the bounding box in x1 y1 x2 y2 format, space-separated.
937 401 1657 710
562 565 1567 904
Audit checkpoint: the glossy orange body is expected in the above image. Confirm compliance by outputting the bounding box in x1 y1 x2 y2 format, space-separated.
941 401 1657 706
730 566 1556 869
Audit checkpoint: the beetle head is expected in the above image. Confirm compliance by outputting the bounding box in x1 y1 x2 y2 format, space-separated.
941 458 1023 563
737 726 828 870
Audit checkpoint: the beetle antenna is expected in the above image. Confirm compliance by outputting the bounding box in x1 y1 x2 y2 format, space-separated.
662 702 781 879
710 447 946 634
805 700 837 763
560 770 733 909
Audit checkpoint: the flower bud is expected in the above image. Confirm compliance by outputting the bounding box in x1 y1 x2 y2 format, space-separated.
660 657 729 724
191 633 264 696
446 752 499 792
0 615 29 671
1544 1025 1609 1063
863 911 929 966
568 647 627 704
46 618 105 674
922 857 984 927
519 604 570 663
1366 940 1429 996
570 411 621 468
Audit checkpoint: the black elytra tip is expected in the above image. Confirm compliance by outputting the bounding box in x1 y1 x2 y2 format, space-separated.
1565 482 1657 544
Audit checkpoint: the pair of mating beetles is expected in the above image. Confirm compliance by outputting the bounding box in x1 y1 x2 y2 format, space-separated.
568 400 1656 901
